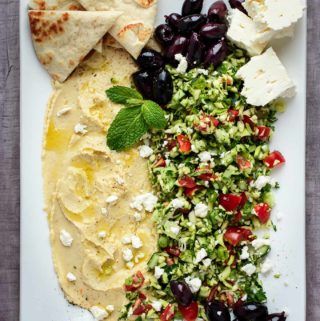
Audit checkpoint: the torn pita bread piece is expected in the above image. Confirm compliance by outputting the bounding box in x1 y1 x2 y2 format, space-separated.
78 0 158 58
28 10 122 82
29 0 83 10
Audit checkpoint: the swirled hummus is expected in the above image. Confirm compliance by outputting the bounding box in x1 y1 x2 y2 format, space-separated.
42 48 157 320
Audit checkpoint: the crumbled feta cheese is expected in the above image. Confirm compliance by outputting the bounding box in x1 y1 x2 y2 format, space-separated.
105 195 119 204
90 306 108 321
152 301 162 312
66 272 76 282
56 107 72 117
170 226 181 235
115 176 125 185
185 277 202 293
236 48 296 106
126 262 134 269
74 123 88 135
240 246 250 260
133 212 142 222
154 266 164 279
130 193 158 212
261 258 273 274
194 248 208 264
59 230 73 247
139 145 153 158
98 231 107 239
101 207 108 216
171 198 185 209
252 238 271 249
175 54 188 73
241 263 257 276
131 235 143 249
122 248 133 262
106 305 114 313
194 203 209 218
122 235 132 245
198 151 212 162
251 175 276 190
135 253 145 263
203 258 212 267
197 68 209 76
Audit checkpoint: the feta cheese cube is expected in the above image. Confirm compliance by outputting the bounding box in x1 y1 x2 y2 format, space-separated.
152 301 162 312
90 306 108 321
241 263 257 276
139 145 153 158
122 248 133 262
131 235 143 249
240 246 250 260
194 203 209 218
74 123 88 135
260 258 273 274
198 151 212 162
98 231 107 239
251 175 276 190
185 277 202 293
59 230 73 247
171 198 185 209
236 48 296 106
66 272 77 282
252 238 271 249
175 54 188 74
130 193 158 212
194 248 208 264
105 195 119 204
106 305 114 313
154 266 164 279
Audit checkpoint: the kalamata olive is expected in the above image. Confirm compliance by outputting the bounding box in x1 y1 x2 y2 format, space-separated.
182 0 204 16
170 280 193 307
267 312 287 321
208 1 228 22
233 302 268 321
205 301 231 321
229 0 248 15
152 68 173 106
155 24 175 46
200 23 227 43
132 70 154 100
186 32 204 68
164 36 189 63
176 14 207 35
165 13 182 30
137 49 164 70
204 38 227 68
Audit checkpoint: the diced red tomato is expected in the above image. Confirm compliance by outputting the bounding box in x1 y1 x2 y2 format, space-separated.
178 176 197 189
242 115 255 129
166 139 177 151
264 151 286 169
125 271 145 292
198 173 216 181
232 211 242 223
154 157 166 168
177 135 191 153
224 227 253 246
239 192 248 209
165 246 181 257
236 155 252 170
133 303 152 316
184 186 203 198
179 302 199 321
256 126 271 141
194 114 219 132
139 292 147 301
253 203 271 224
219 194 243 212
160 305 175 321
228 109 239 122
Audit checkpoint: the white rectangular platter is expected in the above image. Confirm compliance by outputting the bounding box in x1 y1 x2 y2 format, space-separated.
20 1 307 320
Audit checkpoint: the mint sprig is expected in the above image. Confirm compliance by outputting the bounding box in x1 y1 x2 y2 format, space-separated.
106 86 167 151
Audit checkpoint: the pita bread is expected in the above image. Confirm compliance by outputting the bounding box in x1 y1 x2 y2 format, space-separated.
29 0 83 10
29 10 122 82
78 0 157 58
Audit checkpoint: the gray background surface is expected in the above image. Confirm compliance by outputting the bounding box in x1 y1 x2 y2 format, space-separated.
0 0 318 320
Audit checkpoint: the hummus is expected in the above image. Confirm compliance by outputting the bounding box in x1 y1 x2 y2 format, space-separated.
42 48 157 320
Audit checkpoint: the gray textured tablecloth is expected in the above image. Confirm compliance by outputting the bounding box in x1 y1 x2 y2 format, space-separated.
0 1 319 320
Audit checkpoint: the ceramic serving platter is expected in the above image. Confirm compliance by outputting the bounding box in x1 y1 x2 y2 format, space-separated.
20 1 307 320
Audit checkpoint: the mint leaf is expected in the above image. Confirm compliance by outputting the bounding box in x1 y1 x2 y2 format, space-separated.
106 86 143 104
141 100 167 129
107 106 148 151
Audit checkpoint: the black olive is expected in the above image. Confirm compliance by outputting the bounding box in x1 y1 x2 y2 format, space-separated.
229 0 248 15
137 49 164 70
164 36 189 64
186 32 204 68
182 0 204 16
208 1 228 22
176 14 207 35
205 301 231 321
204 38 227 68
267 312 287 321
132 70 154 100
152 68 173 106
170 280 193 307
155 24 175 46
233 302 268 321
200 23 227 43
165 13 182 30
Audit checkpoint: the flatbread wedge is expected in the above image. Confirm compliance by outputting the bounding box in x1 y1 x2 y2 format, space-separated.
78 0 157 58
29 0 83 10
28 10 122 82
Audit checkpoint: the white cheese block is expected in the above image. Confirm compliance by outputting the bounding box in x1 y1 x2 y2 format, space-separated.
236 48 296 106
227 9 271 56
